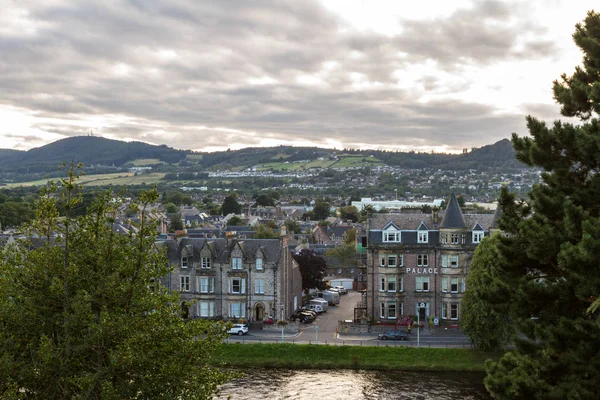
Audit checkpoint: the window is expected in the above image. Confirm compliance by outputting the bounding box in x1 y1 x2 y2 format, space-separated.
461 277 466 292
380 255 386 267
418 231 428 243
398 276 404 292
442 254 459 268
451 234 459 244
230 277 246 294
229 302 245 318
180 276 190 292
387 276 396 292
379 276 386 292
417 254 429 267
256 258 263 271
451 277 459 293
398 254 404 267
232 257 242 270
382 231 400 242
199 277 214 293
473 231 484 243
387 303 396 319
388 255 397 267
182 256 189 269
201 257 211 269
451 304 459 320
441 233 447 244
255 278 265 294
442 276 448 293
198 301 215 317
461 233 466 244
416 276 429 292
380 303 385 319
442 302 448 319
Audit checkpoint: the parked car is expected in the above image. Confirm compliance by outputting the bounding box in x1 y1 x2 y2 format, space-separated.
378 330 409 340
302 304 324 314
290 310 315 323
294 308 316 318
332 285 348 295
227 324 249 336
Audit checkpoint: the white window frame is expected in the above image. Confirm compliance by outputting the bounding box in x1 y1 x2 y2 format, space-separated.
387 302 396 319
398 276 404 292
451 233 459 244
382 230 401 243
255 278 265 294
181 256 189 269
450 277 459 293
461 277 466 292
198 277 215 294
417 231 428 244
442 254 459 268
232 257 242 270
417 254 429 267
450 304 459 320
380 303 385 319
473 231 484 244
230 277 246 294
379 276 385 292
388 255 397 267
256 258 263 271
198 301 215 317
229 302 246 318
416 276 430 292
442 276 448 293
387 275 396 292
201 257 211 269
442 302 448 319
380 255 386 267
180 275 190 292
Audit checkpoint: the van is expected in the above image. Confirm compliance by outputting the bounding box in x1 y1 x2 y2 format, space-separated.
309 298 329 312
315 290 340 306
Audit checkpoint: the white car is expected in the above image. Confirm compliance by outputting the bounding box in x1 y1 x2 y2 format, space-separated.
333 286 348 295
227 324 249 336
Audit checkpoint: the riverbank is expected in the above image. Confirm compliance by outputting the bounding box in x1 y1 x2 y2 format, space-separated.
212 343 499 372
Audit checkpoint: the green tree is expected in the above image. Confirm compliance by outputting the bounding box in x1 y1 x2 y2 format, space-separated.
483 11 600 399
0 167 232 399
221 193 242 215
461 235 514 351
254 193 275 207
168 214 185 232
227 215 244 226
339 205 359 222
324 243 356 269
164 202 179 213
292 249 328 293
284 219 302 234
253 224 279 239
313 200 330 221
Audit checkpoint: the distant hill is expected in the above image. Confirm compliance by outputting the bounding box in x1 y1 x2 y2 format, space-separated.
0 136 186 173
0 149 24 160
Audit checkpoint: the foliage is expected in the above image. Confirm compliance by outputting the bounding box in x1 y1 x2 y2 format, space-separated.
292 249 328 293
461 235 514 351
0 166 232 399
481 11 600 399
284 219 302 234
253 224 279 239
168 214 185 232
254 193 276 207
227 216 244 227
343 228 357 245
324 244 356 269
338 205 359 222
221 193 242 215
164 202 179 213
313 199 331 221
0 195 35 228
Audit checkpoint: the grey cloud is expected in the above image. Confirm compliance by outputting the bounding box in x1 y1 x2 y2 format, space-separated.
0 0 562 152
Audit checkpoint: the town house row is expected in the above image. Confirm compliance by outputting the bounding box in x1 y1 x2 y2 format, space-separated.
158 231 302 322
366 193 500 324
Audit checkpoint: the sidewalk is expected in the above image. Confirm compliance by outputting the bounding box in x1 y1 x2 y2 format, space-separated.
247 328 302 339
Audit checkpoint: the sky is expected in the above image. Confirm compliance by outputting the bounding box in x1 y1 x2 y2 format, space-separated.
0 0 596 153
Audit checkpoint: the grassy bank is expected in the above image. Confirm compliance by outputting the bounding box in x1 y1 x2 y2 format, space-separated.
212 343 499 372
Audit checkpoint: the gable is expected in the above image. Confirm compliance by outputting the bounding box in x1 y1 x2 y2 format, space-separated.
382 221 400 231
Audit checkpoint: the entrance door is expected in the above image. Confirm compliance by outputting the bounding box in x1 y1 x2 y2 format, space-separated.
255 303 264 321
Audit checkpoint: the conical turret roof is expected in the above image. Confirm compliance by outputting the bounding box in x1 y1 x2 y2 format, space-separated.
440 193 465 228
490 204 502 229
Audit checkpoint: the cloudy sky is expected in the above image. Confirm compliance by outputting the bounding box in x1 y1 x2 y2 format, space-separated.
0 1 596 153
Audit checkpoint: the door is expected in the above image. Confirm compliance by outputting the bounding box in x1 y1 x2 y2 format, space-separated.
255 303 264 321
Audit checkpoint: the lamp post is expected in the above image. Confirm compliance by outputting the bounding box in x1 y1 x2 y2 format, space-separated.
417 301 425 348
394 188 398 200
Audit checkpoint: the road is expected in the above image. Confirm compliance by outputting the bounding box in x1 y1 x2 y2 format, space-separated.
225 290 473 348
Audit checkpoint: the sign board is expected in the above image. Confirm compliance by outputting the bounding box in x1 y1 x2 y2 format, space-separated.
418 302 426 308
433 318 439 326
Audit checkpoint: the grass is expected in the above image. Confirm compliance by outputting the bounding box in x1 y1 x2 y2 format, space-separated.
212 343 499 372
130 158 161 166
331 156 383 168
5 172 167 188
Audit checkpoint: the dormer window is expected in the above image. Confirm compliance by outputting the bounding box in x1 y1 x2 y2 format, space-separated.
256 258 263 271
181 256 189 269
418 231 428 243
232 257 242 270
383 231 400 242
473 231 484 243
201 257 211 269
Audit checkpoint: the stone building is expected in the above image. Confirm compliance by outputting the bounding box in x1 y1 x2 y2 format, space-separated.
365 193 498 324
159 230 302 322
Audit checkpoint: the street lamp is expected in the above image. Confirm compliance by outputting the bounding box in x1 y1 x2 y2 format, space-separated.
394 188 398 200
306 325 319 344
417 301 426 348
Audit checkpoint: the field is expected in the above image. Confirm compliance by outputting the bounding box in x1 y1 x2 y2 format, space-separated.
331 156 383 168
5 172 166 188
130 158 162 166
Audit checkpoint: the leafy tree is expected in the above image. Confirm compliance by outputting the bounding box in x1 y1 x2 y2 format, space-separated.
168 214 185 232
482 12 600 399
284 219 302 234
221 193 242 215
324 244 356 269
313 200 330 221
0 167 232 399
227 215 244 226
343 228 357 245
339 205 359 222
461 235 514 351
164 202 179 213
254 193 275 207
0 200 34 228
292 249 328 293
253 224 279 239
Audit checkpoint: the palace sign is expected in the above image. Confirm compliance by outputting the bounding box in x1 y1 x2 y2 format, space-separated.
406 267 438 274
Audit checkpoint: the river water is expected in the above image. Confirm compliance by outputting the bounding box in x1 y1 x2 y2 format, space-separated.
217 369 491 399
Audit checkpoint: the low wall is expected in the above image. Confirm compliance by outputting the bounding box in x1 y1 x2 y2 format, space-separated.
263 322 299 333
337 321 370 334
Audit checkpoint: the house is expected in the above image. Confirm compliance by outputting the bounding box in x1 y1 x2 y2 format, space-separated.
365 193 498 324
159 228 302 322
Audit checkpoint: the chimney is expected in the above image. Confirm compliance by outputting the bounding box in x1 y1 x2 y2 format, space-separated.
432 208 439 224
280 225 288 248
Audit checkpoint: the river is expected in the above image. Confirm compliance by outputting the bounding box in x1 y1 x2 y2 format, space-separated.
217 369 491 399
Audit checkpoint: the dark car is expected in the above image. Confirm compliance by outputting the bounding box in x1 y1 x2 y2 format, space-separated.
290 310 315 323
378 330 409 340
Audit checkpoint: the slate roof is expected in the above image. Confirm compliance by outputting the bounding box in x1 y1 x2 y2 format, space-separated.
490 205 502 229
162 237 283 264
370 213 438 230
440 193 466 228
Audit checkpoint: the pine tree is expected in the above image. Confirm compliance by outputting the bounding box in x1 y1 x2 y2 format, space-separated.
0 165 233 399
483 11 600 399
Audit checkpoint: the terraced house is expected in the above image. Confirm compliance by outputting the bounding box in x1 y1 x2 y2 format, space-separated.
366 193 500 324
159 231 302 322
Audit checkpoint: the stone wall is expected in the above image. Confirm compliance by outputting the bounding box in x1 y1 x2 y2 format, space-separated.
263 322 299 333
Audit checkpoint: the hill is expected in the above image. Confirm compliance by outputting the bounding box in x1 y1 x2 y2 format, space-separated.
0 136 186 173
